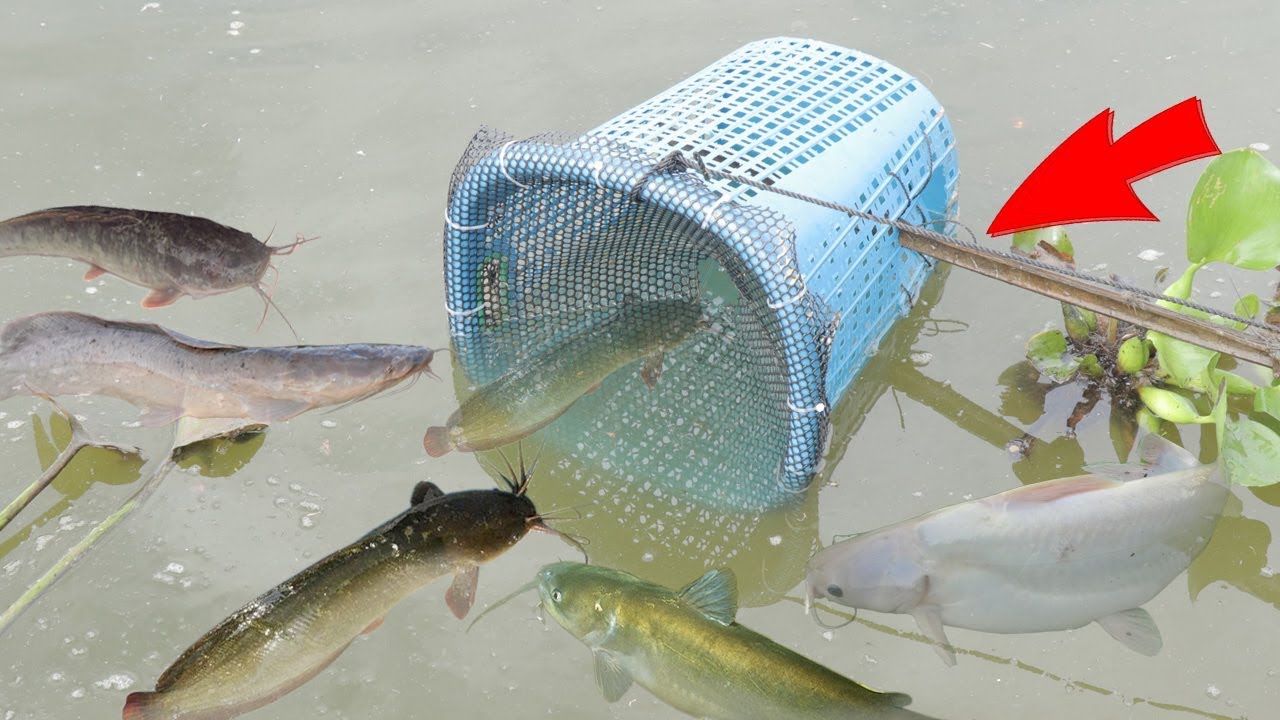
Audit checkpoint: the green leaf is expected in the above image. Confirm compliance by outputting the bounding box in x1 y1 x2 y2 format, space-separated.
1213 368 1259 396
1148 331 1217 391
1138 385 1205 424
1256 385 1280 421
1025 329 1080 383
1234 293 1261 321
1162 263 1203 301
1078 353 1103 379
1186 148 1280 269
1012 226 1073 262
1221 417 1280 486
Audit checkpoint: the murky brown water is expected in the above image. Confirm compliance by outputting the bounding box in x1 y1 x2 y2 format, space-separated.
2 2 1278 719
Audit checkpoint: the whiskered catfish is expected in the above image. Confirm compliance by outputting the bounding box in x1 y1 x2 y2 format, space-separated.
0 206 307 329
424 297 701 456
806 435 1229 665
124 467 555 720
535 562 931 720
0 312 433 427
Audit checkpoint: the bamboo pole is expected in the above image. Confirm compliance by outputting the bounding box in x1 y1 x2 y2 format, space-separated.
897 230 1280 375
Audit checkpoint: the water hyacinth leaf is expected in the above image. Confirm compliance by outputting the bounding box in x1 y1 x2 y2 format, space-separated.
1061 304 1097 344
1148 331 1216 391
1186 148 1280 269
1256 385 1280 422
1078 353 1104 379
1011 226 1073 262
1025 329 1080 382
1234 293 1261 321
1221 417 1280 486
1212 369 1258 397
1161 263 1202 301
1137 385 1204 425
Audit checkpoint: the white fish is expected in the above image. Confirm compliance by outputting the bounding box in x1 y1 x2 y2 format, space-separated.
805 435 1228 665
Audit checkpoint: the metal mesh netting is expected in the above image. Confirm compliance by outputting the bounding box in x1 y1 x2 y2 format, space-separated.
441 38 957 515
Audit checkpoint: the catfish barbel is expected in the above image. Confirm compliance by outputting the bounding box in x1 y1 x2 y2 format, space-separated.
0 205 307 331
0 312 433 427
806 434 1229 665
535 562 931 720
123 467 553 720
423 297 701 456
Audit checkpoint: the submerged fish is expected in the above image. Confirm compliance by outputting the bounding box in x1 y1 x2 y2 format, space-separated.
806 435 1229 665
0 206 306 321
536 562 929 720
124 471 548 720
0 312 433 427
424 297 701 456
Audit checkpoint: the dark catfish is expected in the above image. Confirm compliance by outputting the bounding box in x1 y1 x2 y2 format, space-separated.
123 471 547 720
0 312 433 427
0 206 306 326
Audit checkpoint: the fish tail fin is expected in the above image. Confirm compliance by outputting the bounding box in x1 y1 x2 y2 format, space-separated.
422 426 454 457
121 691 163 720
882 691 913 708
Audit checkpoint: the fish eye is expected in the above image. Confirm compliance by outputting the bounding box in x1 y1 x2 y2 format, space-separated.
826 584 844 598
551 589 563 603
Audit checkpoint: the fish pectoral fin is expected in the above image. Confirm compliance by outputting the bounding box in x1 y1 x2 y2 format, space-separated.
1136 434 1201 472
639 353 664 389
445 566 480 620
244 398 312 423
1096 608 1163 656
411 481 445 506
138 405 186 428
140 287 184 309
1081 462 1151 482
909 605 956 666
592 650 633 702
82 264 107 281
678 568 738 625
173 417 260 448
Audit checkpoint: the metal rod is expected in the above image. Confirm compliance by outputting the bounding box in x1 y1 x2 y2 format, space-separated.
897 230 1280 375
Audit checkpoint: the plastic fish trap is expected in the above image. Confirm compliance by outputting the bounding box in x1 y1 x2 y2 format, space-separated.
442 37 958 511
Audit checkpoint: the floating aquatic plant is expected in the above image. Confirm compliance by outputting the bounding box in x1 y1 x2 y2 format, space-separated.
1019 148 1280 487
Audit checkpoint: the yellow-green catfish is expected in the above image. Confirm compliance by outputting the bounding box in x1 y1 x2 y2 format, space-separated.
535 562 933 720
423 297 701 457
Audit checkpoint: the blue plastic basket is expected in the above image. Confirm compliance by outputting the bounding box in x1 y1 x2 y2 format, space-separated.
442 37 957 504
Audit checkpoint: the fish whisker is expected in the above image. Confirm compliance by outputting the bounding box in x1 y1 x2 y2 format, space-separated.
530 519 590 563
268 232 319 256
809 596 858 631
254 279 300 343
465 577 540 633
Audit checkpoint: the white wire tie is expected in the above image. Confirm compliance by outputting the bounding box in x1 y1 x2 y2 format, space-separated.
445 214 488 232
767 286 807 309
444 299 487 317
700 194 730 232
589 159 605 190
788 400 827 414
499 141 530 189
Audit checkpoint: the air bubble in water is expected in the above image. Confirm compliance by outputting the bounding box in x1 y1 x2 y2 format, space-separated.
1206 684 1221 699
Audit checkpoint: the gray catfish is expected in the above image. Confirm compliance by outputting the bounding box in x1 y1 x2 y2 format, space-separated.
0 206 306 328
0 312 433 427
123 469 552 720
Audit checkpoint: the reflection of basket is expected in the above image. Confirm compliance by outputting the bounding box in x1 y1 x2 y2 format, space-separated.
442 37 957 508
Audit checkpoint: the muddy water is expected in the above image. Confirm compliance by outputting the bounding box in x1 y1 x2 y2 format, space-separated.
1 1 1277 719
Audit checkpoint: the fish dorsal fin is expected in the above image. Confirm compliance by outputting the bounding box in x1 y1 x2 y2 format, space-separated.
592 650 633 702
158 326 244 351
678 568 737 625
1002 476 1120 504
1096 607 1163 656
1136 434 1201 472
411 481 444 506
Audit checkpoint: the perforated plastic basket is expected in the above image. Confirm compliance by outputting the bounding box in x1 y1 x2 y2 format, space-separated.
442 37 957 507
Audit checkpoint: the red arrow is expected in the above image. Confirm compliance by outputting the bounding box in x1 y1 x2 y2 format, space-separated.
987 97 1221 237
